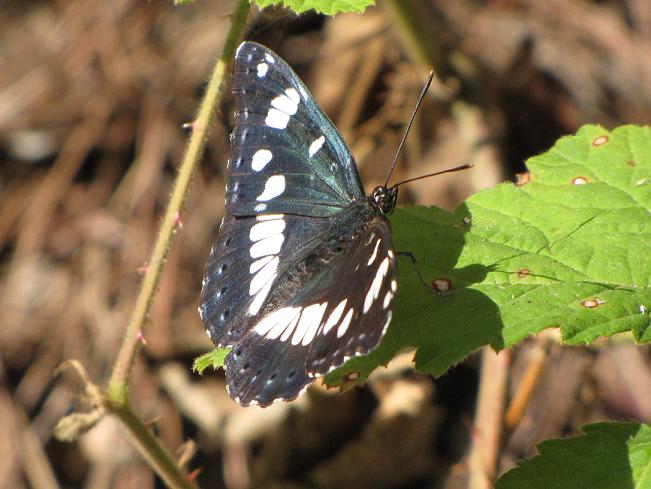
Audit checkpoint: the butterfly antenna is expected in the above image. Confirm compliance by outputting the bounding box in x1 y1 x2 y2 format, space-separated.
392 163 474 188
384 70 435 188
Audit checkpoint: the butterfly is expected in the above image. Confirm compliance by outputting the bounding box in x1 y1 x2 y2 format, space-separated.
199 41 399 407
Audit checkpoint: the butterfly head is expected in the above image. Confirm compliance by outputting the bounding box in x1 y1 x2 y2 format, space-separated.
371 185 398 215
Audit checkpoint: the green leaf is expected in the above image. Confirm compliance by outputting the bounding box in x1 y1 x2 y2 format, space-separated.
253 0 374 15
192 348 229 374
494 422 651 489
327 124 651 385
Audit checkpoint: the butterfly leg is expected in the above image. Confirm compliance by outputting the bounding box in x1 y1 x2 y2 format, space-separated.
396 251 436 294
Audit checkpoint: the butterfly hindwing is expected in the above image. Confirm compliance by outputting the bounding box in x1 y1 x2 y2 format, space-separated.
223 214 397 406
200 212 339 348
226 42 365 217
304 217 397 376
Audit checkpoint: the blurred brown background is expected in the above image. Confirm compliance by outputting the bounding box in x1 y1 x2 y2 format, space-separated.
1 0 651 488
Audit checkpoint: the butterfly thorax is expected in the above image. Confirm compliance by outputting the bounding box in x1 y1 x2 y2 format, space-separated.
370 185 398 215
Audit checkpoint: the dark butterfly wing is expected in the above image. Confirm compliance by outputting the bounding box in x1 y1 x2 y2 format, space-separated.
304 218 397 377
200 212 339 348
201 41 399 408
226 42 365 217
223 214 397 407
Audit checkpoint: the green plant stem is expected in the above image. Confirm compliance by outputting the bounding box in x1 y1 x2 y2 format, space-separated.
384 0 445 75
96 1 251 486
107 400 196 489
107 0 250 404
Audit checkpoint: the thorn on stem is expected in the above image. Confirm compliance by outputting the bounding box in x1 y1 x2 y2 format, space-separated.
182 121 195 134
136 330 147 345
174 211 183 229
188 468 203 482
137 263 149 274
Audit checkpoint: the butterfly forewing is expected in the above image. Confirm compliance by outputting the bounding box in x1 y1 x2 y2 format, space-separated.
227 42 365 217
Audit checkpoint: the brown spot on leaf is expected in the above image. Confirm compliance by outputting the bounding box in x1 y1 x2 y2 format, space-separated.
344 371 359 382
627 160 637 167
592 135 608 146
515 172 531 186
572 176 588 185
432 277 452 292
581 298 604 308
517 269 530 278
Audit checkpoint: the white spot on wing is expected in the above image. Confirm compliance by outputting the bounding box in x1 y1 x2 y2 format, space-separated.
265 108 290 129
251 149 272 171
268 308 302 340
249 256 279 296
280 313 301 342
265 89 300 129
249 233 284 258
322 299 347 335
253 307 300 338
363 257 390 313
367 239 381 265
292 303 326 346
249 218 285 242
383 291 393 309
308 135 325 156
271 92 298 114
301 303 328 346
256 62 268 78
284 88 300 104
256 175 286 201
254 203 267 212
248 278 274 315
336 308 354 338
264 53 275 64
382 311 393 335
256 213 284 221
391 280 397 293
250 255 273 274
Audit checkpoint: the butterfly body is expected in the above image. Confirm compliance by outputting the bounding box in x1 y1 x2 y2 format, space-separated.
200 42 398 407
